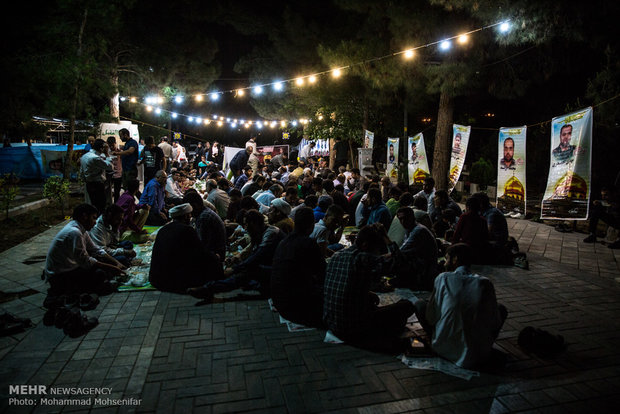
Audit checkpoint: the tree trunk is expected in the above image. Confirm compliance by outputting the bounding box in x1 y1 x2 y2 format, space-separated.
64 8 88 179
110 74 120 122
431 91 454 190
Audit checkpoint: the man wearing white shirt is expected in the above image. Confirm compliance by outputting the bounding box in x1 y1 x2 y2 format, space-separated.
245 136 259 172
44 204 125 295
80 138 113 214
165 170 185 204
413 243 507 369
298 141 315 162
206 178 230 219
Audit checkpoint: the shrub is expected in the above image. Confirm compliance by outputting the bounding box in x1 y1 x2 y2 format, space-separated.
43 176 70 218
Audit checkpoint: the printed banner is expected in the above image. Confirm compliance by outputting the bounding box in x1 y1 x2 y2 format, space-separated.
407 133 430 185
497 126 527 215
98 122 140 148
386 137 399 181
448 124 471 192
541 107 592 220
364 130 374 149
40 148 87 177
255 145 289 165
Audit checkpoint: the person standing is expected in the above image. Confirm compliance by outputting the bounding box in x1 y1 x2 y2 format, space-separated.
106 136 123 203
139 136 166 184
114 128 139 191
245 136 259 172
80 138 113 214
333 137 349 170
158 136 173 173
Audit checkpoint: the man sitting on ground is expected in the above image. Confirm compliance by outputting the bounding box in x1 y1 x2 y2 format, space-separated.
184 191 227 261
583 186 620 248
310 204 346 258
391 207 438 290
116 179 150 244
140 170 169 226
89 204 137 267
188 209 284 299
428 189 462 224
268 198 294 234
149 203 222 293
206 178 231 219
323 223 415 352
360 187 392 230
452 197 489 264
44 204 124 296
413 243 508 369
271 207 326 328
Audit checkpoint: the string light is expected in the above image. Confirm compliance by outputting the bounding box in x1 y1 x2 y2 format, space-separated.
499 22 511 33
121 19 512 130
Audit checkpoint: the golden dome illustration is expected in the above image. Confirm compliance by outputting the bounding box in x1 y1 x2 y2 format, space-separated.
503 176 525 200
413 168 428 184
551 172 587 199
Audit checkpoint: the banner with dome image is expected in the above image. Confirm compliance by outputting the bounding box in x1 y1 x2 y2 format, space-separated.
497 126 527 215
448 124 471 192
407 133 430 185
386 137 399 182
541 107 592 220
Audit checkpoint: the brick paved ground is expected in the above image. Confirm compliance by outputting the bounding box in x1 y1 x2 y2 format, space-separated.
1 218 619 413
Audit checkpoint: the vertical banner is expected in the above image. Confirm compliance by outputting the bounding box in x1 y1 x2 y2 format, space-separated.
364 130 374 149
448 124 471 192
407 133 430 185
541 107 592 220
386 137 399 181
497 126 527 215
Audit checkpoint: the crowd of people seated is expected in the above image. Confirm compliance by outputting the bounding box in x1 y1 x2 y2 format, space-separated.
44 136 529 367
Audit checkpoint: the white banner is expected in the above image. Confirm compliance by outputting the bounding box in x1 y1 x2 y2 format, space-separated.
364 130 374 149
541 107 592 220
386 137 399 181
448 124 471 192
407 133 430 185
497 126 527 215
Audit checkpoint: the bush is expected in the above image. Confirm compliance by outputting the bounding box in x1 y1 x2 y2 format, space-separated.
469 157 495 190
0 173 19 220
43 176 71 217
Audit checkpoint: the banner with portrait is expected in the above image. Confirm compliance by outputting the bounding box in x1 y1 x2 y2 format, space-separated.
386 137 399 181
541 107 592 220
364 130 374 149
497 126 527 215
448 124 471 192
407 133 430 185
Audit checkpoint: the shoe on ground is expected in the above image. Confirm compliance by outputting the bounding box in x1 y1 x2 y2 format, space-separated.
583 234 597 243
187 286 214 300
63 308 98 338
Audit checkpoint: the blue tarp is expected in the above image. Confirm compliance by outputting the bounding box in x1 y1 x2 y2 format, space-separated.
0 144 87 179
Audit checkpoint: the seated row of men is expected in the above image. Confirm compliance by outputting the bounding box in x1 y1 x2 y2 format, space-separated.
44 163 509 368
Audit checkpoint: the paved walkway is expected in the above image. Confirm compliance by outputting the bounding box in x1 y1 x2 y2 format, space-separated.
0 218 619 413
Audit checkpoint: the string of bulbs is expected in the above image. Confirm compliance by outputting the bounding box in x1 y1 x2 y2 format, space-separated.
120 20 512 129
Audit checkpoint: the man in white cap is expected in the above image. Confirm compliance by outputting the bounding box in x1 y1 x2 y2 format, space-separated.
268 198 294 234
150 203 222 293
